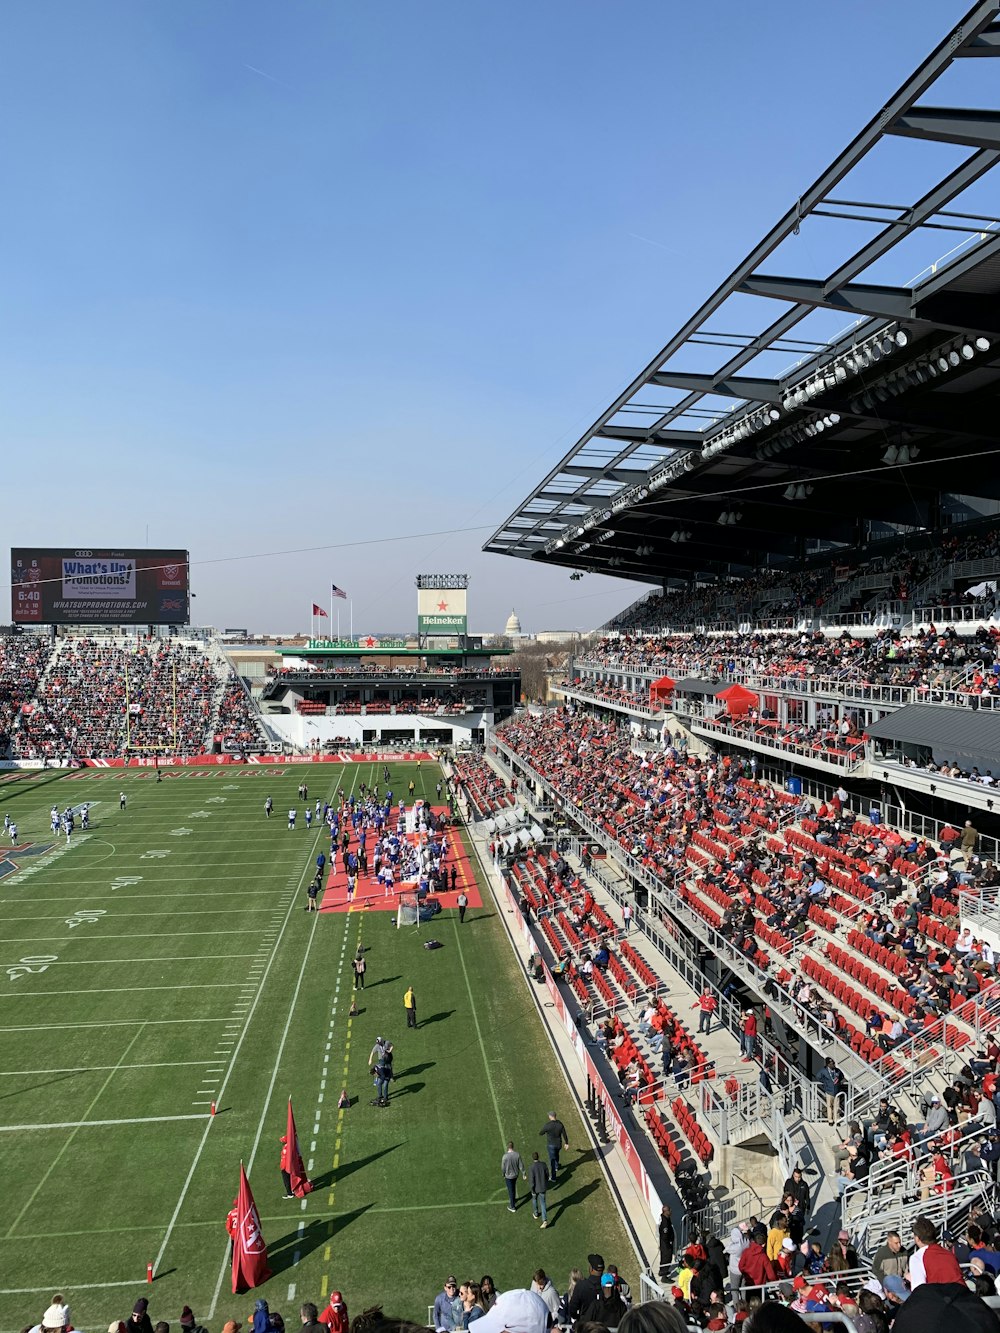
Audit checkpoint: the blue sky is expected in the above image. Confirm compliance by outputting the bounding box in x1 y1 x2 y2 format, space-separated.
0 0 979 634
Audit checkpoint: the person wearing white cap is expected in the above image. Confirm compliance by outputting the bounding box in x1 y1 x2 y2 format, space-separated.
473 1290 549 1333
918 1096 949 1141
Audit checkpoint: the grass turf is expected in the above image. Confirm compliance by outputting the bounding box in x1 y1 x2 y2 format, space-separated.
0 762 631 1332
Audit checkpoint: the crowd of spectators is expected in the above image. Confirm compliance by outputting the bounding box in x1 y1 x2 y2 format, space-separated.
577 625 1000 701
217 678 267 752
496 710 1000 1080
11 640 220 760
23 1219 1000 1333
606 525 1000 634
0 635 53 752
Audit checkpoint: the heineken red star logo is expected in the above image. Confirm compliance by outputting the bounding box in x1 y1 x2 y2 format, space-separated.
436 599 448 611
364 636 376 648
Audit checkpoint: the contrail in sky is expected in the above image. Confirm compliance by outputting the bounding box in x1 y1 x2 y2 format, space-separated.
244 63 284 86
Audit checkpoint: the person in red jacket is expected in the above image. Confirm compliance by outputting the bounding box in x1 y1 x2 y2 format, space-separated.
908 1214 965 1287
738 1227 778 1290
693 991 717 1035
318 1293 348 1333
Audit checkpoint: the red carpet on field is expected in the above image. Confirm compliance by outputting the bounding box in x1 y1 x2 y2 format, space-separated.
319 807 483 915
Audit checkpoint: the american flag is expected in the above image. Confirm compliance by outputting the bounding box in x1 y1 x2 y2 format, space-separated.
331 584 347 600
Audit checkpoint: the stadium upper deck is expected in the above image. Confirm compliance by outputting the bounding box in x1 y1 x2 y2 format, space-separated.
484 0 1000 593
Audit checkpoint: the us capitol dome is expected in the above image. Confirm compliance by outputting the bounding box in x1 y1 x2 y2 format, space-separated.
504 609 522 637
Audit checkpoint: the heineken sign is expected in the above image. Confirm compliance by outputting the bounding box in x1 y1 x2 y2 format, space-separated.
417 587 468 636
306 638 408 650
418 614 467 633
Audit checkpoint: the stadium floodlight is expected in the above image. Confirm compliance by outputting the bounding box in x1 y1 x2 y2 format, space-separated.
976 337 991 353
783 483 813 501
883 444 920 465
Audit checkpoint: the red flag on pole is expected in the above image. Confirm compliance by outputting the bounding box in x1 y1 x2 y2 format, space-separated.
280 1097 314 1198
231 1161 271 1294
312 604 328 617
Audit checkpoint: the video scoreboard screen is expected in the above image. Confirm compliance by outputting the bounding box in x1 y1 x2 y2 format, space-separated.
11 548 190 626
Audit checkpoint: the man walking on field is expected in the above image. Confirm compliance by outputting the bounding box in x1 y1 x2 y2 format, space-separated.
404 985 417 1028
540 1111 569 1182
501 1141 527 1212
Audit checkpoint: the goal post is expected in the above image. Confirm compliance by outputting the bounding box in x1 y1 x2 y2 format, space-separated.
397 892 420 928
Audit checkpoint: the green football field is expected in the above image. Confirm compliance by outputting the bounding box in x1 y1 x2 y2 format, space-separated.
0 761 631 1332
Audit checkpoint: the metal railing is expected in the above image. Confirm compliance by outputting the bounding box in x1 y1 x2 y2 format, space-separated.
841 1115 994 1230
558 683 664 719
694 717 865 773
913 602 999 625
848 1166 998 1261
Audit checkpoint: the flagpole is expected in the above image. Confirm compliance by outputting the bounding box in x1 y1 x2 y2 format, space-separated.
337 607 340 640
350 601 353 643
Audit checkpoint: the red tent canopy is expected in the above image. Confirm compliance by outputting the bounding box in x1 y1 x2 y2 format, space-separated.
715 683 759 716
649 675 675 701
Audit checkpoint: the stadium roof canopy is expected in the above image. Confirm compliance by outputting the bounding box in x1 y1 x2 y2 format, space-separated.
484 1 1000 587
867 702 1000 759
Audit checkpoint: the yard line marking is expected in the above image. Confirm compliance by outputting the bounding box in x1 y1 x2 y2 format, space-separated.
0 1281 145 1293
0 983 249 998
0 1017 234 1033
0 889 301 903
0 929 275 941
0 907 296 918
0 1113 207 1132
0 1060 231 1076
0 953 260 967
6 1025 147 1236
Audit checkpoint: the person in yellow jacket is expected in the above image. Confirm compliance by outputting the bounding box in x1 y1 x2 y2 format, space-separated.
767 1212 790 1262
404 985 417 1028
675 1254 696 1300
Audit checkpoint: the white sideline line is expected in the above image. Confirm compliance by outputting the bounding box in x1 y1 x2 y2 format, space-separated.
0 1114 207 1132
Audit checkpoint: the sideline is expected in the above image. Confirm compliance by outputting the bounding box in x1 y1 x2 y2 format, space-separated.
449 847 511 1148
459 802 656 1271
